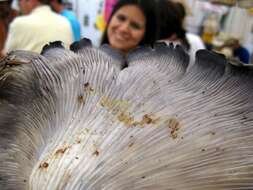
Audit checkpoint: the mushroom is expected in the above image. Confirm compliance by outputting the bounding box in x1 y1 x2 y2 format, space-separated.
0 38 252 190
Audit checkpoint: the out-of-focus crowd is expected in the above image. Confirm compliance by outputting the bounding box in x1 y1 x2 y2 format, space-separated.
0 0 251 65
0 0 81 57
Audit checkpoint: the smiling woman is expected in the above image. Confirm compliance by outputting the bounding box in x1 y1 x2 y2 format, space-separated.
100 0 158 55
107 5 146 54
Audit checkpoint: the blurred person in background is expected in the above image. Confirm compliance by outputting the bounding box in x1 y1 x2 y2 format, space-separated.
50 0 81 42
101 0 159 55
222 37 250 64
3 0 73 54
0 0 18 58
157 1 189 49
173 1 205 67
157 0 205 69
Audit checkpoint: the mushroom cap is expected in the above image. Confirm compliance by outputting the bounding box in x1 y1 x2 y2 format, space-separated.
0 39 253 190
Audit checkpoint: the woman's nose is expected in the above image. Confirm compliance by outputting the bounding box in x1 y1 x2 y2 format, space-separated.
118 22 130 33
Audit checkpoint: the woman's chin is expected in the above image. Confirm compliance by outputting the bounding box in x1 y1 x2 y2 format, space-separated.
110 44 128 53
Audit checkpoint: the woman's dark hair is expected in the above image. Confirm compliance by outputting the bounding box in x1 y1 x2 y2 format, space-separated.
39 0 51 4
101 0 158 46
173 2 186 21
157 0 190 50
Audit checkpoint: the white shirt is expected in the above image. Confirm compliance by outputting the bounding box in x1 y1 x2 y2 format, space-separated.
4 5 73 54
186 33 205 69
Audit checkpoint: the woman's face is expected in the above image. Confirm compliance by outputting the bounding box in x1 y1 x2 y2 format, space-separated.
107 5 146 54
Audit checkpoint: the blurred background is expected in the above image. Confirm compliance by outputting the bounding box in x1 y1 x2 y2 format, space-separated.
9 0 253 58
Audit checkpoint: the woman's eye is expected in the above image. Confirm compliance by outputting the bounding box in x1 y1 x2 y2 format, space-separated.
116 14 126 22
130 22 142 30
